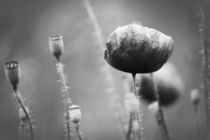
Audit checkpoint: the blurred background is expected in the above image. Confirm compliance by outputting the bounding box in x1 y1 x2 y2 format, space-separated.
0 0 209 140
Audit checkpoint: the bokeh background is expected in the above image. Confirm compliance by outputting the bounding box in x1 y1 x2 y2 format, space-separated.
0 0 209 140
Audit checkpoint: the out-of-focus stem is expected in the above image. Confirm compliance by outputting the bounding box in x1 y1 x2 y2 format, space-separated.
150 73 170 140
14 90 34 140
126 113 133 140
195 1 210 139
83 0 126 139
56 62 72 140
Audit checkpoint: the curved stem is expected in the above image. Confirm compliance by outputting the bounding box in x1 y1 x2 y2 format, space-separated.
75 123 83 140
150 73 170 140
15 90 34 140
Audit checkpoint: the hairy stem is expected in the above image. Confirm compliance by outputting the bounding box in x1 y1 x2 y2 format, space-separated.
14 90 34 140
150 73 170 140
132 73 143 140
56 62 72 140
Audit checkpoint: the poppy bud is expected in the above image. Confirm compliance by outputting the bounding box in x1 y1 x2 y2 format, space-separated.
104 23 174 74
4 61 21 91
49 35 64 62
69 105 81 124
139 63 184 107
124 93 140 113
190 88 201 106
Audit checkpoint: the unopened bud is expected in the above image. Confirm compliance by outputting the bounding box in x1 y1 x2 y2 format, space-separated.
69 105 81 124
124 93 140 113
49 35 64 62
4 61 21 91
190 88 201 106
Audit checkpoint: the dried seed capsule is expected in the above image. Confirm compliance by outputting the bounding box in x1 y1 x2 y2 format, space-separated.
139 63 184 107
49 35 64 62
4 61 21 91
105 23 174 73
69 105 81 124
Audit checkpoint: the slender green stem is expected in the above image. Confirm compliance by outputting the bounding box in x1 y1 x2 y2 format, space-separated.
14 90 34 140
150 73 170 140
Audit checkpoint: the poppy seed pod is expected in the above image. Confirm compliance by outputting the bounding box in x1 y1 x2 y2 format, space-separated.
4 61 21 91
49 35 64 62
190 88 201 106
104 23 174 74
69 105 81 124
139 63 184 107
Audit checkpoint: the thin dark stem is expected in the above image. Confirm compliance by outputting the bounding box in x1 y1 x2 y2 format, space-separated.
126 113 133 140
75 124 83 140
132 74 137 96
14 90 34 140
150 73 170 140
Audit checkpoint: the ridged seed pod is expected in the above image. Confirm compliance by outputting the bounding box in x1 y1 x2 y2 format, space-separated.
49 35 64 62
69 105 81 124
4 61 21 91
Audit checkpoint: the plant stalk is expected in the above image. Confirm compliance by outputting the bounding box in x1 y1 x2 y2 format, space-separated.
150 73 170 140
14 90 34 140
132 73 142 140
75 123 83 140
56 62 72 140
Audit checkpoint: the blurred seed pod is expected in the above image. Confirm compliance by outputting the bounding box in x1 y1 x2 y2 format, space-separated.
190 88 201 106
148 101 159 116
104 23 174 74
124 93 140 113
4 61 21 91
139 63 184 107
49 35 64 62
69 105 81 124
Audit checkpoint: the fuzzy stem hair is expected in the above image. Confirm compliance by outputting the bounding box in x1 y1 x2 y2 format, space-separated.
56 62 72 140
14 90 34 140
